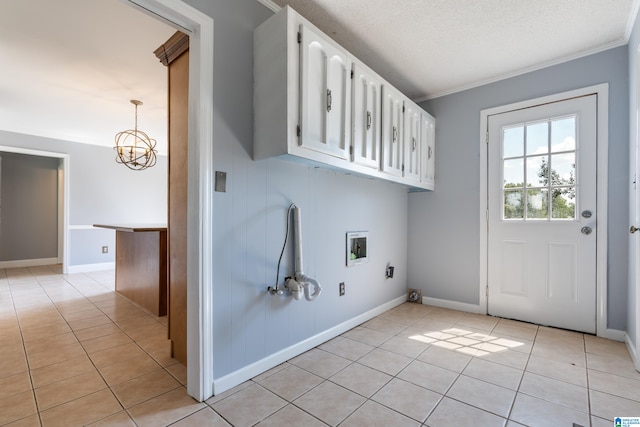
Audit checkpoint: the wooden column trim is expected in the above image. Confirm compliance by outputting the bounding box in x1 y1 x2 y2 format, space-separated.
154 31 189 66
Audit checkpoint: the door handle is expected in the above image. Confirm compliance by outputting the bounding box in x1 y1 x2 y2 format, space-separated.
581 226 592 235
366 111 372 130
631 225 640 234
326 89 332 112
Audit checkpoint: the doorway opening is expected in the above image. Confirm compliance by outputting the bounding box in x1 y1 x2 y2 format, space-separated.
124 0 214 401
0 145 69 273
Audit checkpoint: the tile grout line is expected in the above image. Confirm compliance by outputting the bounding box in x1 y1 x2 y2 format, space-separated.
8 267 50 427
31 266 125 425
63 272 188 425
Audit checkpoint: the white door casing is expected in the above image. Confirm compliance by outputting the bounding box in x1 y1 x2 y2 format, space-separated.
633 49 640 369
487 95 596 333
125 0 214 401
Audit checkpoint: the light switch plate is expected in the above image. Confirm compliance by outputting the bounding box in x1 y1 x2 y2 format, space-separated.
215 171 227 192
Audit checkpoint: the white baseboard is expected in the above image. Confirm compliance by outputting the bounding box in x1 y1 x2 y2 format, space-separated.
625 333 638 369
422 296 484 314
598 328 626 342
67 262 115 274
0 258 59 269
212 295 406 395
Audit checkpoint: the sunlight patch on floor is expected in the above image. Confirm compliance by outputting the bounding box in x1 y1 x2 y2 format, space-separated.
409 326 524 357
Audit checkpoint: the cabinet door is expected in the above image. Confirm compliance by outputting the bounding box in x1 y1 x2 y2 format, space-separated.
351 63 381 169
381 85 404 176
403 100 421 181
299 24 350 159
421 112 436 187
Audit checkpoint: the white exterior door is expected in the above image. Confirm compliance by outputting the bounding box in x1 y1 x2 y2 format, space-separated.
351 62 381 169
487 95 597 333
299 24 350 159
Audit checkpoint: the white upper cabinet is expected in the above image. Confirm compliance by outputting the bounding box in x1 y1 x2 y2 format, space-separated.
421 111 436 189
299 25 351 160
381 85 404 177
254 6 435 191
403 99 421 182
351 62 381 169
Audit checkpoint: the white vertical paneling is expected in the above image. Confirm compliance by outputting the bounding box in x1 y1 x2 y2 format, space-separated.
212 153 409 379
230 146 249 371
244 159 268 363
209 2 410 382
264 159 293 355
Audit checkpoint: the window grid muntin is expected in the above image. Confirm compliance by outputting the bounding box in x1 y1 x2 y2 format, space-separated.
501 114 577 221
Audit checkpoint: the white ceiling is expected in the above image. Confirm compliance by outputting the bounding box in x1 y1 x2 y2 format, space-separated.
0 0 176 153
270 0 638 100
0 0 638 152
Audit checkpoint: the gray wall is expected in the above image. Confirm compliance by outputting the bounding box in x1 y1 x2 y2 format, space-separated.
409 46 630 331
628 8 640 348
0 131 167 267
183 0 410 380
0 152 58 261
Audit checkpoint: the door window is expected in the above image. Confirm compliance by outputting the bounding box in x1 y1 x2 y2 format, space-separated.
502 115 577 220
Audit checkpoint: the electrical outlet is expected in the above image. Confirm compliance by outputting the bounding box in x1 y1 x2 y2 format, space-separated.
386 266 395 279
102 246 109 254
339 282 345 296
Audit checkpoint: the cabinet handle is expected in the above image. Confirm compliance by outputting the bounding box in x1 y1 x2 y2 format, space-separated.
326 89 332 112
392 126 397 142
366 111 372 130
412 137 416 152
428 146 432 159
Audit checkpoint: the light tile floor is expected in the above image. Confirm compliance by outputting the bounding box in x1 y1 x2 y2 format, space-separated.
1 266 639 426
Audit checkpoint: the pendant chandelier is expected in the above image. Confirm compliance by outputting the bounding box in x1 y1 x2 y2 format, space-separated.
114 99 157 171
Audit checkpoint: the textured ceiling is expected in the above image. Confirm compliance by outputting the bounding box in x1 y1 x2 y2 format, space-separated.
271 0 638 100
0 0 638 153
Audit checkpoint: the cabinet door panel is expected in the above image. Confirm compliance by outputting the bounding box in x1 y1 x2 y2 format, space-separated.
381 85 404 176
352 63 381 169
300 25 350 159
421 112 436 187
404 100 421 181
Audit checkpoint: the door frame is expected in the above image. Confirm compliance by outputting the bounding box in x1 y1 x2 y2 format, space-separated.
124 0 214 401
0 146 69 273
632 46 640 369
479 83 614 339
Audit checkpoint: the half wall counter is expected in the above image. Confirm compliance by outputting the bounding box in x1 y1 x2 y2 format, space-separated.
93 224 167 316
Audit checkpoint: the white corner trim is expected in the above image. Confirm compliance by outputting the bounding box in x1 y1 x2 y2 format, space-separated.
256 0 280 13
597 328 626 342
0 258 59 269
421 296 483 314
479 83 609 335
66 262 115 274
626 333 639 369
625 0 640 41
212 295 406 395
